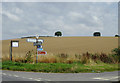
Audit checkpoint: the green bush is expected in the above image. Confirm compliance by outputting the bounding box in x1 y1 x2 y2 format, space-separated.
112 47 120 56
25 51 34 63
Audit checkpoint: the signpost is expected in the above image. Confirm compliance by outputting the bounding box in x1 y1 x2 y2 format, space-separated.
10 40 19 61
26 35 47 63
37 45 42 48
33 42 42 46
26 39 44 43
37 48 43 51
37 51 47 55
12 41 19 47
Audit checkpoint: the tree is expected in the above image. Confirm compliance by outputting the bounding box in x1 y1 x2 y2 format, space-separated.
115 35 119 37
93 32 101 36
55 31 62 37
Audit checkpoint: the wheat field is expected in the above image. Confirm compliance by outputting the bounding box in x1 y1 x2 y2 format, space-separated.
2 37 118 57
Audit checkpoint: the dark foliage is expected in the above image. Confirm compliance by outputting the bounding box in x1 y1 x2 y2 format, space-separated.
93 32 101 36
112 47 120 56
55 31 62 36
115 35 119 37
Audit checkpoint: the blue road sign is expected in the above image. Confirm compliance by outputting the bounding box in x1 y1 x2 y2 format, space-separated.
37 48 43 51
34 42 42 46
37 45 42 48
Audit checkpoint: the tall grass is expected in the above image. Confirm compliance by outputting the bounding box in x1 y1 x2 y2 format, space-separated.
2 50 120 64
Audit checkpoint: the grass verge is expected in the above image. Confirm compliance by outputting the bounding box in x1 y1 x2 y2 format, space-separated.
0 62 2 69
2 61 120 73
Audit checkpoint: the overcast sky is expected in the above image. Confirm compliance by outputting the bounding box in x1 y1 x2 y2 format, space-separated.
2 2 118 40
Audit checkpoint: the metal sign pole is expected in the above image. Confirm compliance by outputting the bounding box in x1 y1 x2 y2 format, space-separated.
26 35 46 63
36 46 38 63
10 41 12 61
36 36 38 63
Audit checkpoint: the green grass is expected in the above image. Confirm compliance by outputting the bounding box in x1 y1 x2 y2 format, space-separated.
2 61 120 73
0 62 2 69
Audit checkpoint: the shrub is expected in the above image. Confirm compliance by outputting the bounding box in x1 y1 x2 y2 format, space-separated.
110 54 119 63
80 52 91 64
25 50 34 63
90 53 99 62
75 54 81 59
112 47 120 56
99 53 113 63
57 53 69 58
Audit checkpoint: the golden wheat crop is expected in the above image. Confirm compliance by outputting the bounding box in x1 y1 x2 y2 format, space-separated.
2 36 118 61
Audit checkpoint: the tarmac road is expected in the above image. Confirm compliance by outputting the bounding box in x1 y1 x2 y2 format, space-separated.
1 70 120 83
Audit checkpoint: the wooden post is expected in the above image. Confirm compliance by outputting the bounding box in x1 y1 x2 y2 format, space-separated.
10 41 12 61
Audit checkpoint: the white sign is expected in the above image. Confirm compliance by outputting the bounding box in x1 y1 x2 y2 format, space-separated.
26 39 36 42
12 42 19 47
26 38 44 43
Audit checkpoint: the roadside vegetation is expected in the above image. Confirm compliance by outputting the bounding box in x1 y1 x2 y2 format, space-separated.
0 62 2 69
2 61 119 73
2 47 120 73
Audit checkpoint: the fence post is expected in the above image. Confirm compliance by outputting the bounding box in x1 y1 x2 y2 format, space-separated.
10 41 12 61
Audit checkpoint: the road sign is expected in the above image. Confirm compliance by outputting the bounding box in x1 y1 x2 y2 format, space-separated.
33 42 42 46
26 36 46 63
11 41 19 47
37 48 43 51
37 45 42 48
26 38 44 43
37 51 47 55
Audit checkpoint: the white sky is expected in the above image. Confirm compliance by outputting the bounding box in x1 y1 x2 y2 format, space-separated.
1 1 119 40
1 0 120 2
